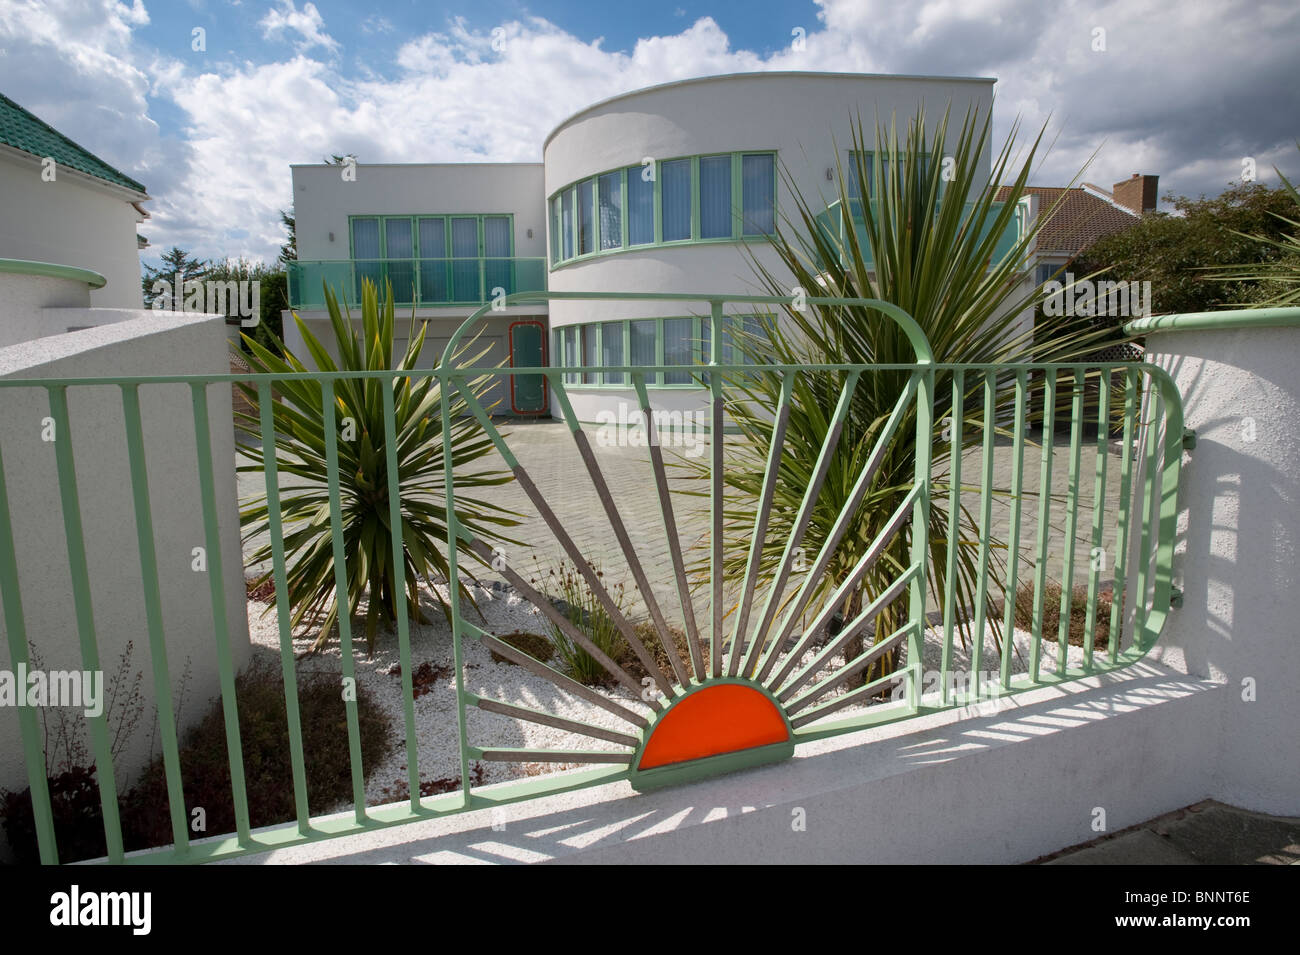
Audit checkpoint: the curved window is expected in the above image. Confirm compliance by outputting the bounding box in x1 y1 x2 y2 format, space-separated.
548 151 777 268
551 313 775 388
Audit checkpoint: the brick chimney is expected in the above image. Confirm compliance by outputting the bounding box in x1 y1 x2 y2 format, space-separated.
1112 173 1159 214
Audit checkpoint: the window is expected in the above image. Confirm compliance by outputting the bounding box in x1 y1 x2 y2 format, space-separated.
662 317 695 384
660 159 692 242
563 326 579 385
549 198 560 265
582 324 598 384
561 189 574 260
418 217 447 302
601 321 624 384
630 319 657 380
848 150 932 199
699 155 732 239
550 152 778 266
741 154 775 236
598 172 622 251
578 179 595 255
627 166 654 246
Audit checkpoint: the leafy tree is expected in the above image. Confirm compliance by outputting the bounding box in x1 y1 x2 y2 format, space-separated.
1209 152 1300 308
1073 181 1299 315
278 210 297 266
141 247 208 308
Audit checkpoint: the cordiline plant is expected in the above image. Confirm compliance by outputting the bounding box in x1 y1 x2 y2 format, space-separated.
236 278 521 652
698 105 1115 687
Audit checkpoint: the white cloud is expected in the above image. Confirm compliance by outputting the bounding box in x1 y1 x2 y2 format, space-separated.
259 0 338 55
0 0 1295 264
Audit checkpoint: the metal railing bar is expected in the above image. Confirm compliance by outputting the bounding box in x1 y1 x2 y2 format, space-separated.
1029 369 1058 682
379 378 422 812
755 375 919 684
1108 368 1139 662
121 384 189 851
728 371 793 677
632 372 704 679
768 488 921 692
255 382 311 833
773 563 918 700
940 368 964 704
48 386 125 862
789 670 909 729
998 370 1028 690
1055 374 1086 676
970 371 996 687
476 632 650 728
455 378 676 701
547 382 689 689
477 749 633 765
472 696 642 748
1083 369 1111 668
741 369 862 678
320 380 369 822
188 382 250 846
785 623 912 714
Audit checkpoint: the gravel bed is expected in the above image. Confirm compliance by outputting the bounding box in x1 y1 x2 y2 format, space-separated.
245 581 1089 811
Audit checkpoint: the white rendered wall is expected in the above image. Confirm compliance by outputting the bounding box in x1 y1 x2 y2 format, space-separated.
0 272 92 347
0 150 145 309
543 71 995 309
0 311 251 827
1144 325 1300 815
543 72 995 416
292 163 547 263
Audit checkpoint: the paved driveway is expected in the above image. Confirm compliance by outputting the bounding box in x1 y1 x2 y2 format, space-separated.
238 418 1132 632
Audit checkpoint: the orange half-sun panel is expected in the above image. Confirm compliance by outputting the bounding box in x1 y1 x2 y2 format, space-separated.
638 683 790 770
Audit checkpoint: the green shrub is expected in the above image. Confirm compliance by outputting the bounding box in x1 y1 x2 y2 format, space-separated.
533 560 627 687
236 277 521 651
1 660 393 863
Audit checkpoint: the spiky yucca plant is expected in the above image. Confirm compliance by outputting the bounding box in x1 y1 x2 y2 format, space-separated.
236 278 520 651
700 106 1115 687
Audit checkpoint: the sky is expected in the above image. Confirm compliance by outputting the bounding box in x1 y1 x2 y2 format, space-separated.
0 0 1296 268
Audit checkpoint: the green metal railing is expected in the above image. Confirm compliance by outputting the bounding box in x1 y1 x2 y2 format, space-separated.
0 291 1184 864
286 256 547 309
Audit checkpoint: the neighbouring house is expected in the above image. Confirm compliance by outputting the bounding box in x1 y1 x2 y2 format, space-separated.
286 71 1029 423
999 174 1158 288
0 91 151 328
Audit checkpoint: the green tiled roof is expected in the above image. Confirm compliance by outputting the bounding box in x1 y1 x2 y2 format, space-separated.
0 91 147 195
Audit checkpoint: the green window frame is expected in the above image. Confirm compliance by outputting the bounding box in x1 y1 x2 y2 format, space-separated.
552 312 775 388
547 151 777 269
347 214 514 304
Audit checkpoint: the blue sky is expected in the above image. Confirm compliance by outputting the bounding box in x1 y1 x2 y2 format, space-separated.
1 0 1296 266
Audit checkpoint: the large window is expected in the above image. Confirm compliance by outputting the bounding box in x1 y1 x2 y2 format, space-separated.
549 151 777 266
555 313 775 386
627 165 654 246
598 172 622 250
660 159 692 242
847 150 933 199
348 214 512 303
699 155 732 239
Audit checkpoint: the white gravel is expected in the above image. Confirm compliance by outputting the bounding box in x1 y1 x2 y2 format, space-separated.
245 581 1092 811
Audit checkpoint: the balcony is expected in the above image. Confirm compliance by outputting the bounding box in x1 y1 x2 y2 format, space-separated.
286 257 548 309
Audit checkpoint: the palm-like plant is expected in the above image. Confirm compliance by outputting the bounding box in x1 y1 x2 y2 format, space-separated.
236 278 521 652
699 106 1114 686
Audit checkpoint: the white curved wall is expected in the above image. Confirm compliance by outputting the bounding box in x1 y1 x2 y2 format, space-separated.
1143 325 1300 814
542 72 994 419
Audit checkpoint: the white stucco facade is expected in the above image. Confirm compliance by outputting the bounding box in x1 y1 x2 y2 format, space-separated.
0 145 147 311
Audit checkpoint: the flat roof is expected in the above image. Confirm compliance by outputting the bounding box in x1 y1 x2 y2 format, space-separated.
543 70 997 149
290 161 543 169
